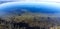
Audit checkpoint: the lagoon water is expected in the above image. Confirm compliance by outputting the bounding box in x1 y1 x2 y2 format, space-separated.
0 2 60 13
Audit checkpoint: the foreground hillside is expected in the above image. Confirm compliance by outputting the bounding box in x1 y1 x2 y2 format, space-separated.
0 13 60 29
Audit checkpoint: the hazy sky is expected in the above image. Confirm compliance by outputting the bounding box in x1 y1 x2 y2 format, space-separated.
0 0 60 2
0 0 60 3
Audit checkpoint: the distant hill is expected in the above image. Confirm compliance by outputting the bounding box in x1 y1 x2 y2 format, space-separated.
0 1 12 4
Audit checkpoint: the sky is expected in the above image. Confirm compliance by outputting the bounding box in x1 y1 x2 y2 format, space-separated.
0 0 60 4
0 0 60 2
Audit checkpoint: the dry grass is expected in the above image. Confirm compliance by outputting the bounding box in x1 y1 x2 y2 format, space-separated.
0 13 60 29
